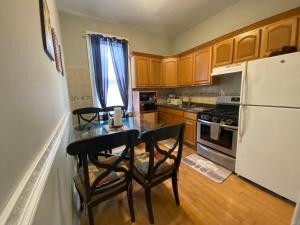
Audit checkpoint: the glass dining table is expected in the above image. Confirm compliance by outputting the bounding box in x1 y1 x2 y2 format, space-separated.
68 117 165 145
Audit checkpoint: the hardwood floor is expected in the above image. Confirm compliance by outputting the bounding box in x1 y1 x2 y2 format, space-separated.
80 146 295 225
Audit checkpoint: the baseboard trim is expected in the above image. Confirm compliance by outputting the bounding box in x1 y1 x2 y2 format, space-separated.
0 111 70 225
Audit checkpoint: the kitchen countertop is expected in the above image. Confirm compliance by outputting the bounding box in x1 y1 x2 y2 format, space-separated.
156 103 215 113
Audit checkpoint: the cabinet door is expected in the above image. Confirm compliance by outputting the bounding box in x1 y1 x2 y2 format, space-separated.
234 29 261 63
162 58 178 87
213 38 234 67
184 119 196 146
142 112 157 124
149 58 162 87
178 53 193 86
193 47 212 85
169 115 184 125
261 18 297 57
158 112 168 124
135 56 150 87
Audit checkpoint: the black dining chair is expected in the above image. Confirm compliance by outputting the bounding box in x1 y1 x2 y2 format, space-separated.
67 129 139 225
133 123 185 224
102 105 128 121
72 107 102 125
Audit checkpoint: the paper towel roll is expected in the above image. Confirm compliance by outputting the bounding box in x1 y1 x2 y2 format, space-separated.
113 107 122 127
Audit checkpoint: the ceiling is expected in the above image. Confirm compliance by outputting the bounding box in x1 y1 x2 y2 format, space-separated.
57 0 240 37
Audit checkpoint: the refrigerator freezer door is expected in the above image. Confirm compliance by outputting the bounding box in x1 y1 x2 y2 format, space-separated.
236 105 300 201
242 52 300 108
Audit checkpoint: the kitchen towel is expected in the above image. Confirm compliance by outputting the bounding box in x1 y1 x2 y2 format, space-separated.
210 122 221 140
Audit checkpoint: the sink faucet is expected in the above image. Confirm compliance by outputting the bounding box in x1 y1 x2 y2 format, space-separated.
187 95 192 108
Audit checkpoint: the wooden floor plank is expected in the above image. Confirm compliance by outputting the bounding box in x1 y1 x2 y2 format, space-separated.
80 147 295 225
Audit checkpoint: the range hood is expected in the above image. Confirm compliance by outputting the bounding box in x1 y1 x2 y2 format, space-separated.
211 62 246 76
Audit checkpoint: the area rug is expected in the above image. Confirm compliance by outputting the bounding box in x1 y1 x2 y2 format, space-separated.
182 154 232 183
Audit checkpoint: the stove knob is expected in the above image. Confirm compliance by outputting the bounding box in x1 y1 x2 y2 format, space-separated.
212 117 219 123
226 119 233 125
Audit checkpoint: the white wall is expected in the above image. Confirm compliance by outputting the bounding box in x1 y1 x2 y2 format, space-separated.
32 118 75 225
59 11 172 67
0 0 72 223
171 0 300 54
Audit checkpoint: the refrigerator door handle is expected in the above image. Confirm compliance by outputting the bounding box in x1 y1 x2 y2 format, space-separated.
240 63 248 105
238 105 246 141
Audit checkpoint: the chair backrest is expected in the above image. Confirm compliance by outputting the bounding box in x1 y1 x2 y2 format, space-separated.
102 106 128 120
72 107 102 125
140 123 185 182
67 129 139 199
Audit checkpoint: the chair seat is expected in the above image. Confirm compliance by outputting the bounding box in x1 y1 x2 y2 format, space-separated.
133 151 175 183
74 156 128 201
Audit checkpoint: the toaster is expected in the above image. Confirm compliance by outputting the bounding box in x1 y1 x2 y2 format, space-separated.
170 99 182 105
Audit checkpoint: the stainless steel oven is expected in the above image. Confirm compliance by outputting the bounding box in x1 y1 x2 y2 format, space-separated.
197 120 237 171
196 96 240 171
197 120 237 157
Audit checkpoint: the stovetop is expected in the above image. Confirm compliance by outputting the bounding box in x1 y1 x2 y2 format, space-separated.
198 105 239 126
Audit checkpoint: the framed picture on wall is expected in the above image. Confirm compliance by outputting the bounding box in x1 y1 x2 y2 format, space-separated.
39 0 54 60
51 28 62 73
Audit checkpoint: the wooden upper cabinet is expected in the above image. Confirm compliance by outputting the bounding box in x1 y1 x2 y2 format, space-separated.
134 56 150 87
234 29 261 63
261 18 298 57
178 53 193 86
193 47 212 85
149 58 162 86
213 38 234 67
162 58 178 87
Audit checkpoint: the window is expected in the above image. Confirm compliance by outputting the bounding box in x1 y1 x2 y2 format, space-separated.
106 48 123 107
87 35 129 109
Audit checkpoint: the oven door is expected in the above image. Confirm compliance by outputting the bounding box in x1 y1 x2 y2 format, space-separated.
197 120 237 157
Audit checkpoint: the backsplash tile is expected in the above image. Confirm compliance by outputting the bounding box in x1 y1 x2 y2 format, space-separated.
156 73 241 105
66 67 94 124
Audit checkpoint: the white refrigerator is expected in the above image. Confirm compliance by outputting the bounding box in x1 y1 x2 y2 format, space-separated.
236 52 300 202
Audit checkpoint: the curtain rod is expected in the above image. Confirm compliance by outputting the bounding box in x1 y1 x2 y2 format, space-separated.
82 31 129 41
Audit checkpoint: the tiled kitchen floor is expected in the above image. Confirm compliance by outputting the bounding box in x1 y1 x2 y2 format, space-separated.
80 146 295 225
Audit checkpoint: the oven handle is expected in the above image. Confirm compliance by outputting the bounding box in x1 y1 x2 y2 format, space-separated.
198 119 238 131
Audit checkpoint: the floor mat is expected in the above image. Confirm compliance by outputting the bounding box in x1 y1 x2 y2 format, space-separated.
182 154 232 183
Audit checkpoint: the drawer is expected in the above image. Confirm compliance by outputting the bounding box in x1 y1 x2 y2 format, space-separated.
158 106 183 117
184 111 197 120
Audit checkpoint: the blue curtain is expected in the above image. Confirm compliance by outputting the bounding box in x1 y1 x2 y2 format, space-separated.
90 35 109 107
109 39 129 109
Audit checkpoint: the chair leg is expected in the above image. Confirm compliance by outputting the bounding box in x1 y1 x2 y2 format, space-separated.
172 172 180 206
127 183 135 222
145 188 154 224
87 206 94 225
78 193 83 211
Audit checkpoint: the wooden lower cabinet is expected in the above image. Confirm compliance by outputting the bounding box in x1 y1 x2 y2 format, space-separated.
158 111 182 125
183 119 197 146
141 112 157 124
158 107 197 147
158 111 169 124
